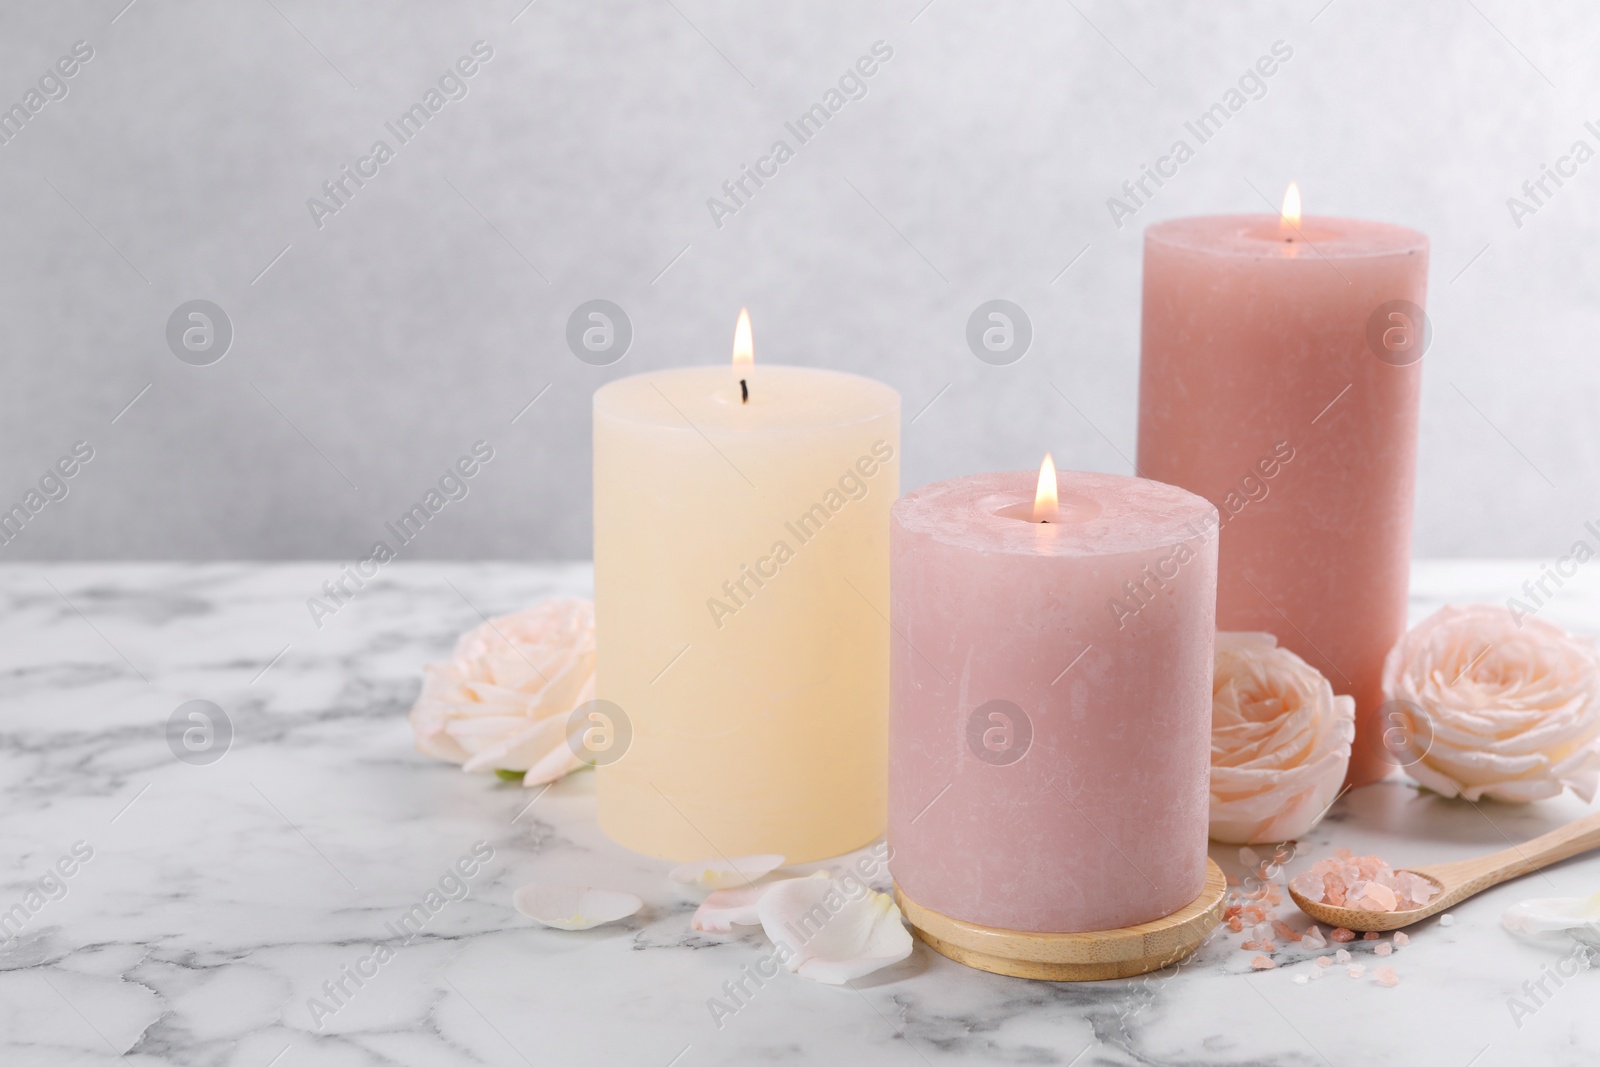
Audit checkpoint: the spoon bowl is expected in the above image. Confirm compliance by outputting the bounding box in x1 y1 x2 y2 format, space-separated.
1288 868 1449 933
1288 811 1600 933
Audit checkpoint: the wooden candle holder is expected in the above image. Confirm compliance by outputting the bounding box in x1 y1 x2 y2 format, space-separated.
894 858 1226 981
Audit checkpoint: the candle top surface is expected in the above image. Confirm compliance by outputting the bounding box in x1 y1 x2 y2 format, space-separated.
595 365 899 431
1146 214 1428 260
894 470 1216 557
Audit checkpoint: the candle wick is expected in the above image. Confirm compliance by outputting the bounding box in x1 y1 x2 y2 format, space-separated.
740 379 749 403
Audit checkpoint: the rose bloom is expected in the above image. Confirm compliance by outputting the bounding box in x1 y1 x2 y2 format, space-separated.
1209 632 1355 845
409 598 595 786
1382 605 1600 803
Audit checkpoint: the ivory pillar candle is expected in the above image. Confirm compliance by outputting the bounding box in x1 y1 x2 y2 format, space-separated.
1136 205 1428 785
593 343 899 862
888 467 1217 933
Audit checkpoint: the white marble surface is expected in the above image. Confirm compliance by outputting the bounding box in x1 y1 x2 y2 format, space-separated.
3 560 1600 1067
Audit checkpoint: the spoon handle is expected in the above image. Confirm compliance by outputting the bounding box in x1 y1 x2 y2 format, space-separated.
1421 811 1600 897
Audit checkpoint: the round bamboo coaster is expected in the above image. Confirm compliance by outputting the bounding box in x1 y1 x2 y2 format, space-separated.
894 858 1227 981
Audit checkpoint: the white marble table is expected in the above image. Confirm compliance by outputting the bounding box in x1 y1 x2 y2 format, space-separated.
3 561 1599 1067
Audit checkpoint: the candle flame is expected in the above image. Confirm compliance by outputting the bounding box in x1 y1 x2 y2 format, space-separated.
1280 181 1301 232
732 308 753 369
1033 453 1059 523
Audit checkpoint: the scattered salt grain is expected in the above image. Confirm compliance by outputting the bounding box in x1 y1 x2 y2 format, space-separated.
1251 955 1276 970
1330 927 1356 943
1363 931 1380 941
1302 925 1326 949
1272 919 1301 942
1347 964 1366 978
1292 973 1309 985
1373 965 1400 987
1439 914 1455 927
1335 949 1351 963
1315 956 1333 967
1393 932 1410 946
1375 942 1393 956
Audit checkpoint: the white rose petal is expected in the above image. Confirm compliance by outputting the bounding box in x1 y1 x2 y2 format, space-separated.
1383 605 1600 804
1502 893 1600 941
514 883 642 931
756 876 913 985
1208 632 1355 845
669 854 786 894
408 599 596 786
691 871 830 932
690 881 784 932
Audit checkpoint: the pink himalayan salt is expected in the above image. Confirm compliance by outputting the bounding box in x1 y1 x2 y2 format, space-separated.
1375 942 1393 956
1251 955 1276 970
1347 964 1366 978
1315 956 1333 967
1330 927 1356 943
1335 949 1351 963
1363 931 1380 940
1272 919 1301 942
1393 932 1410 946
1289 849 1438 912
1227 916 1244 932
1373 965 1400 987
1358 883 1398 912
1302 925 1327 949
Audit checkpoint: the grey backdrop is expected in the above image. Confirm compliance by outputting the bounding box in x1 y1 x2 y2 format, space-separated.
1 0 1596 562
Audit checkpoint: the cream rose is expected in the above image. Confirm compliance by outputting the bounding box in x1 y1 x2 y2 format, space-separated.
1382 605 1600 803
1209 632 1355 844
409 598 595 786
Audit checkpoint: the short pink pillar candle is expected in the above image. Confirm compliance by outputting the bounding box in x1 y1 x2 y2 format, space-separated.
1137 212 1428 786
888 469 1217 933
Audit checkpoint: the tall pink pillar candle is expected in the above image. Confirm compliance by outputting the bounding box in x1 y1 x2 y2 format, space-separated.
1137 213 1428 786
888 469 1217 933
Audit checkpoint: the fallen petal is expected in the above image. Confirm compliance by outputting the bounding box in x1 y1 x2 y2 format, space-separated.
514 884 642 931
691 876 823 932
694 884 771 932
1502 893 1600 941
757 876 912 985
670 854 786 894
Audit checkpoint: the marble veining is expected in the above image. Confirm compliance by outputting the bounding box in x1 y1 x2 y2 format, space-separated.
2 561 1598 1066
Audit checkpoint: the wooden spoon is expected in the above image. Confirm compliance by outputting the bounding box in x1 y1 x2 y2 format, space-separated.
1288 811 1600 932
